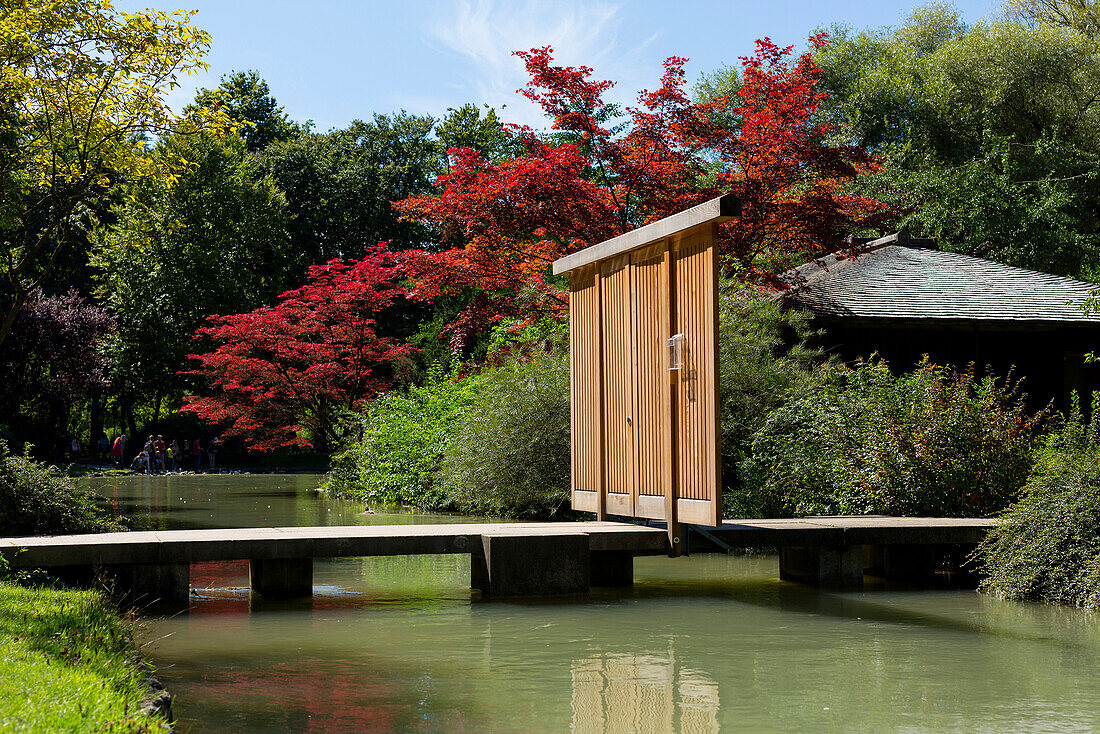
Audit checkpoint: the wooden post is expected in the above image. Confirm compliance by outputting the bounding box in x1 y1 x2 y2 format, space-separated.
595 268 607 522
707 223 722 527
662 244 681 556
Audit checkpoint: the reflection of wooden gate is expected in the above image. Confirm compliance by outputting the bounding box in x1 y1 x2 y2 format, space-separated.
553 195 739 552
571 651 720 734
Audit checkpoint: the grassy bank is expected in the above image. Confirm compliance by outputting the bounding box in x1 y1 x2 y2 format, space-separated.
0 582 169 733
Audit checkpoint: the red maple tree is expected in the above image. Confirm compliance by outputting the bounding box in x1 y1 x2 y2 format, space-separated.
181 244 414 452
395 36 888 348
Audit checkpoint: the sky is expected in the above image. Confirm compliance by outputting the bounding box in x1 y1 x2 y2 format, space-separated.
120 0 1000 132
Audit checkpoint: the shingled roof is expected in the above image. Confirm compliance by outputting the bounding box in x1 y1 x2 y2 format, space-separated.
782 234 1100 323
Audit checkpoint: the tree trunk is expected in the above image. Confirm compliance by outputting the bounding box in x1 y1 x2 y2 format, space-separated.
123 398 137 441
89 388 104 449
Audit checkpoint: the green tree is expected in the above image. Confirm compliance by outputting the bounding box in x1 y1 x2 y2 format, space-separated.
251 113 440 263
814 3 1100 276
91 132 293 427
0 0 223 345
435 104 522 165
192 70 302 151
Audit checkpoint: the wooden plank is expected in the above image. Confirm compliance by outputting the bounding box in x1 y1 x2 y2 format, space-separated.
552 195 740 275
569 267 601 512
669 229 721 526
630 244 666 505
662 244 680 553
708 225 723 525
595 268 607 521
600 256 635 508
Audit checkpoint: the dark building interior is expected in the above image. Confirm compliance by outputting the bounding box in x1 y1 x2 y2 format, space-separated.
782 232 1100 415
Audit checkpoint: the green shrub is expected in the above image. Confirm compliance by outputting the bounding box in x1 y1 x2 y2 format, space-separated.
0 443 122 536
739 359 1039 518
324 363 485 508
718 287 823 513
439 349 571 518
978 410 1100 608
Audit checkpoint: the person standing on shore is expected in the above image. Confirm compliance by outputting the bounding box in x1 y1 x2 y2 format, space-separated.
192 437 202 473
153 435 165 473
143 435 155 475
208 436 220 472
168 440 180 472
111 436 123 469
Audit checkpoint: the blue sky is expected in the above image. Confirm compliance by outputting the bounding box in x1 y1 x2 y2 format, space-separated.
122 0 1000 131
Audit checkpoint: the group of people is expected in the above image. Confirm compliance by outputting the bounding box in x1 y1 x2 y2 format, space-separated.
109 434 222 474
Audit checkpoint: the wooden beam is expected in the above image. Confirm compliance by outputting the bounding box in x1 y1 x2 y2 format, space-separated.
551 194 740 276
661 244 680 556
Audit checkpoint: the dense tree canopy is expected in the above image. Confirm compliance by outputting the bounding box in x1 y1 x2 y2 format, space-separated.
8 0 1100 464
816 3 1100 276
91 132 294 429
182 244 413 451
395 39 886 348
192 70 302 151
0 0 224 345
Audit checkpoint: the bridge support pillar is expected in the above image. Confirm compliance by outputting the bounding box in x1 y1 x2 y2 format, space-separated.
250 558 313 599
472 533 589 599
780 545 863 588
109 563 190 607
590 550 633 587
865 544 979 587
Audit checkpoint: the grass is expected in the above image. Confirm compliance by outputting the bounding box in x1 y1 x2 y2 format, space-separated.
0 582 169 733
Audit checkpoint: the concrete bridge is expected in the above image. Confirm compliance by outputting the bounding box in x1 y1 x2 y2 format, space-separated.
0 517 995 605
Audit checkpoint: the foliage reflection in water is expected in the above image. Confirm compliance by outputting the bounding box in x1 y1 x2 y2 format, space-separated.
88 475 1100 734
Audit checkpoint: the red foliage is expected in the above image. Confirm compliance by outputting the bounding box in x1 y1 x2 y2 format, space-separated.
395 37 890 346
181 244 414 452
716 34 889 278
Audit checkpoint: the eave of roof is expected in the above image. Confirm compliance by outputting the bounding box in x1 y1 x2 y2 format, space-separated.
781 242 1100 323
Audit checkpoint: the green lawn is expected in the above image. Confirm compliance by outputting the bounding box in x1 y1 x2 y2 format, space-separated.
0 583 169 733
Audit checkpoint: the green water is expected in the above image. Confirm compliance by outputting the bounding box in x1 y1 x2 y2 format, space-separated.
90 474 1100 733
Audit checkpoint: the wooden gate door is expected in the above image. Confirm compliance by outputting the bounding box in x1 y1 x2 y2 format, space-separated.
558 195 738 550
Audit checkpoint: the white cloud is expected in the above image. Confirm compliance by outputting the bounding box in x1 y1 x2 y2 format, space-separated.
426 0 657 129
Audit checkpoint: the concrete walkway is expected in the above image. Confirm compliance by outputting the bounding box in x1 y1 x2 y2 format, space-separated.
0 517 997 601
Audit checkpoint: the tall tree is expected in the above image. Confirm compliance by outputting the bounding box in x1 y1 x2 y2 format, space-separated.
0 289 114 454
182 244 414 452
815 3 1100 276
395 40 885 348
192 70 302 151
92 132 294 426
0 0 224 345
251 113 440 264
436 104 523 166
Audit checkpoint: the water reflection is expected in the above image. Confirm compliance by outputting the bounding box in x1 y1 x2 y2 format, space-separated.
87 476 1100 734
571 650 719 734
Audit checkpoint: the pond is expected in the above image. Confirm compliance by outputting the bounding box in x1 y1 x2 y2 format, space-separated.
89 474 1100 733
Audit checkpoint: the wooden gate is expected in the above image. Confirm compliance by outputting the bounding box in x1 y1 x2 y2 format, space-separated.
553 195 739 551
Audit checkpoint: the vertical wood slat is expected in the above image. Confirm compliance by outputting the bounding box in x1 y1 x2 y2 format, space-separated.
600 256 635 514
708 224 722 525
630 245 665 501
661 244 679 551
595 268 606 520
569 267 599 512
